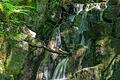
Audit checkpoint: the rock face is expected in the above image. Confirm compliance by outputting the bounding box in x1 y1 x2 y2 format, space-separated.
0 36 5 73
73 66 101 80
1 0 120 80
66 1 120 80
6 46 28 75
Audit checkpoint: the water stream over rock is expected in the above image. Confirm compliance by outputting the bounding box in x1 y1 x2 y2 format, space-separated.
51 58 69 80
42 1 114 80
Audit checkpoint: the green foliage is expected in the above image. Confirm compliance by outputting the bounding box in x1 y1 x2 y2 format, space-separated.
0 0 34 40
6 47 27 76
0 1 34 79
0 2 33 22
0 73 14 80
0 0 120 80
111 55 120 79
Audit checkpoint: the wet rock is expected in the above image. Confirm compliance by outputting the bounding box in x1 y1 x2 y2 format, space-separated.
72 66 101 80
36 71 43 80
67 46 86 74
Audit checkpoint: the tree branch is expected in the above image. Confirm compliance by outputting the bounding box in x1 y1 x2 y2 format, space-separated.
29 43 69 55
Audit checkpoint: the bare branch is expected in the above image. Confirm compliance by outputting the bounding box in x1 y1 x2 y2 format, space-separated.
29 43 69 55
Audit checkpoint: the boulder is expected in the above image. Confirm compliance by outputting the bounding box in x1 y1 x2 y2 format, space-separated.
72 66 101 80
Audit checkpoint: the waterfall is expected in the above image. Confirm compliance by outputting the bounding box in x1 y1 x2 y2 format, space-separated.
55 27 61 47
79 11 88 33
49 2 107 80
51 58 69 80
43 66 49 80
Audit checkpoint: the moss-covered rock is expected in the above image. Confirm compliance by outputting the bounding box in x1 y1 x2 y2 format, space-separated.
111 38 120 54
6 46 28 76
89 21 112 38
0 73 14 80
72 66 101 80
107 0 120 5
103 5 120 23
111 55 120 79
0 35 6 73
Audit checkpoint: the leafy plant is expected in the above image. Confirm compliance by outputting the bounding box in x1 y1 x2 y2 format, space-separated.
0 1 33 23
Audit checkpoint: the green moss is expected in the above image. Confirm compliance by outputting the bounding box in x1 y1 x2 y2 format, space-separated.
5 47 27 76
0 73 14 80
111 55 120 79
111 38 120 54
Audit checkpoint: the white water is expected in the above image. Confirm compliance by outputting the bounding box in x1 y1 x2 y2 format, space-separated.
51 58 69 80
43 66 49 80
50 2 107 80
79 11 88 33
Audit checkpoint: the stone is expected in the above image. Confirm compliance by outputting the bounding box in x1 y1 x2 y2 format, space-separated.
73 66 100 80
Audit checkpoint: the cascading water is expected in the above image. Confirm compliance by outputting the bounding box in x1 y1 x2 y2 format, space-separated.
46 2 107 80
78 2 107 45
51 58 69 80
43 66 49 80
45 26 70 80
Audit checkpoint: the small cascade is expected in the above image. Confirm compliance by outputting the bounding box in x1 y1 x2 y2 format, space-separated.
43 66 49 80
78 2 107 46
78 6 89 46
55 27 61 48
74 4 84 15
80 34 85 45
79 11 88 33
69 4 84 22
48 2 108 80
42 26 62 80
50 26 61 51
51 58 69 80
